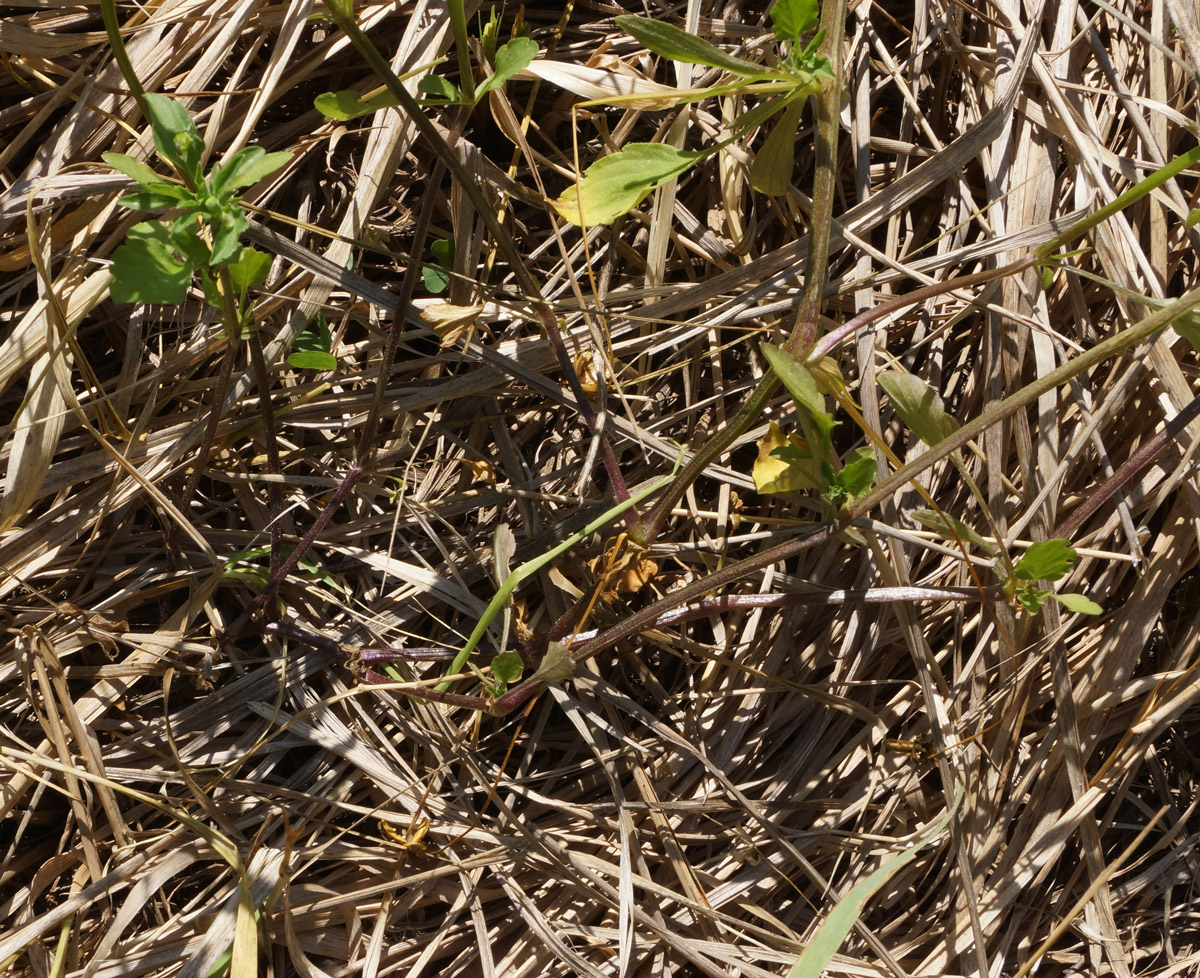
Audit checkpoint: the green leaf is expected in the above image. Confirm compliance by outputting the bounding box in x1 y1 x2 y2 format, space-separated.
144 93 204 185
786 788 963 977
227 246 272 295
422 268 450 293
771 0 819 44
287 350 337 371
1014 539 1076 583
490 651 524 686
750 97 805 196
615 15 780 78
288 314 335 370
209 208 249 266
423 238 453 293
118 187 191 211
837 448 877 500
102 152 163 187
1053 592 1103 615
168 214 210 266
551 143 707 226
209 146 292 195
1187 208 1200 229
479 6 500 61
760 342 837 455
908 509 992 550
877 368 959 447
315 89 400 120
417 75 459 101
475 36 538 98
431 237 453 268
1173 307 1200 350
1015 584 1051 616
109 221 193 305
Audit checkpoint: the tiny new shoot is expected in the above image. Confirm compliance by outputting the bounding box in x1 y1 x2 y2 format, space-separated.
103 92 292 559
104 93 290 312
1008 540 1102 617
314 14 538 122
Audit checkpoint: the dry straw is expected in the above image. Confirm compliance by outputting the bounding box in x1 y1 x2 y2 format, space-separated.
2 0 1199 975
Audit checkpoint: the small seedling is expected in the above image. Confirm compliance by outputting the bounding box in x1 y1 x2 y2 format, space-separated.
104 93 290 313
103 92 293 558
422 238 454 294
1008 539 1102 616
314 33 538 121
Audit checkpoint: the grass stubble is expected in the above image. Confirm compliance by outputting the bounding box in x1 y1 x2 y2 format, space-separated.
1 0 1200 975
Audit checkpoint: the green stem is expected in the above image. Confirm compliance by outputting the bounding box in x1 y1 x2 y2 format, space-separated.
786 0 844 356
637 0 846 545
437 464 680 691
490 283 1200 713
99 0 148 117
1037 144 1200 260
447 0 475 104
845 284 1200 520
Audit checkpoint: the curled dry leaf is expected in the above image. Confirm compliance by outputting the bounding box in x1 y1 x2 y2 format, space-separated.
518 59 686 110
571 350 602 394
419 301 483 347
617 556 659 594
463 458 497 484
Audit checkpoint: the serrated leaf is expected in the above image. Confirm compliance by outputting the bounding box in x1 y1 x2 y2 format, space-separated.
1053 592 1102 615
315 88 400 120
908 509 991 550
476 36 538 98
771 0 819 45
750 97 805 196
144 93 203 184
753 421 823 494
109 221 193 304
877 367 959 447
551 143 706 226
1014 538 1076 583
103 152 163 186
615 15 780 78
210 146 292 195
491 651 524 686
